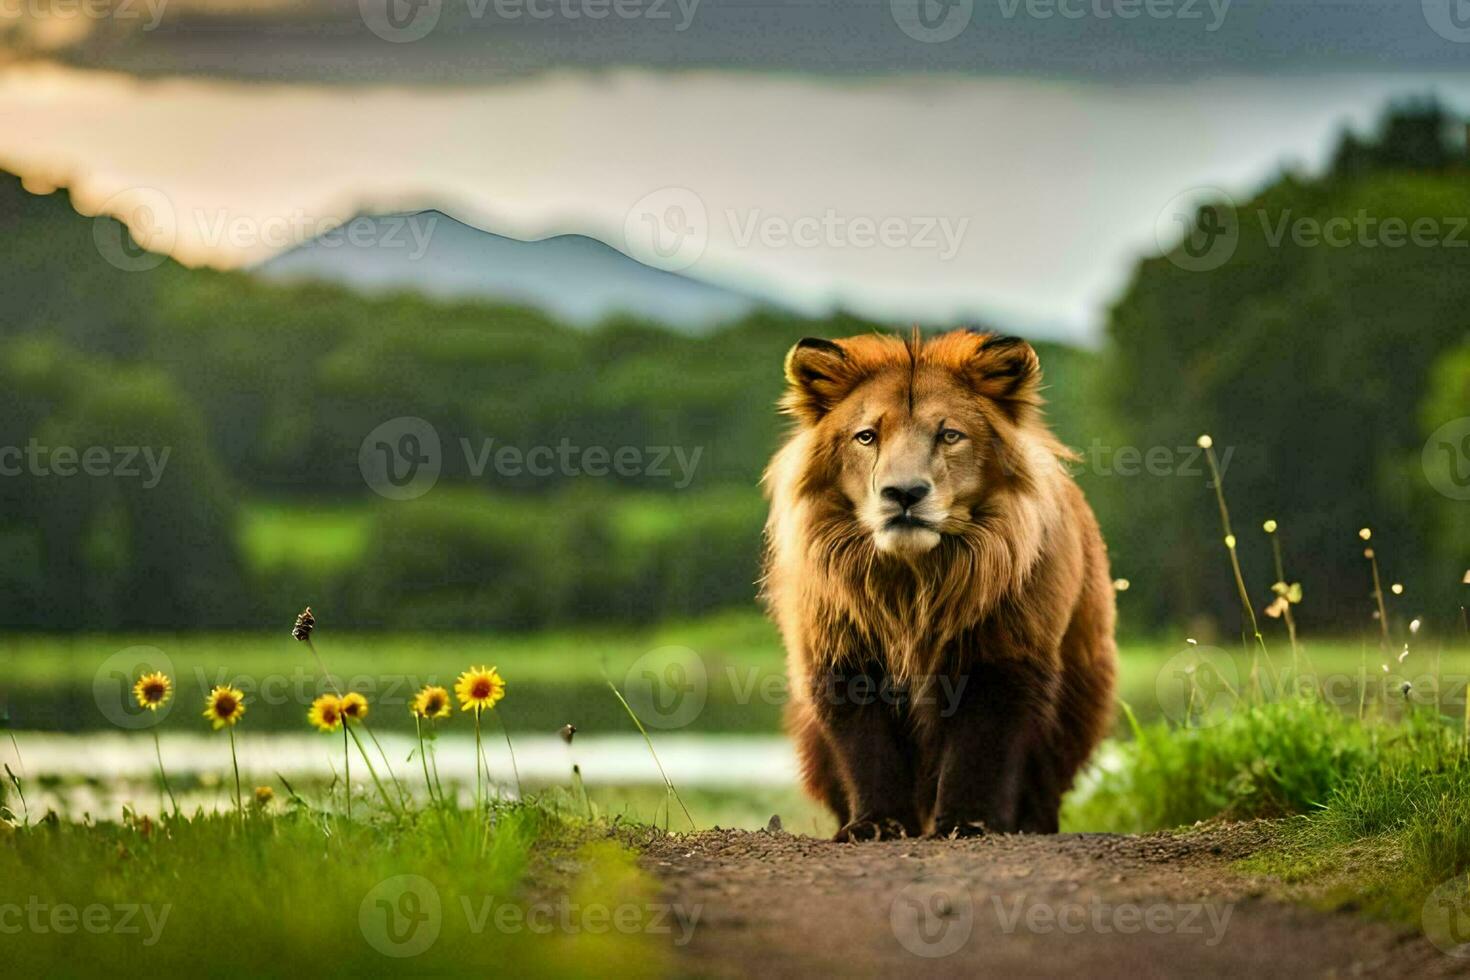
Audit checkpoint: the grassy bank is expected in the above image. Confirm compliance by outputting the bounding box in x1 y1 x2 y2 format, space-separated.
6 611 1466 735
1069 692 1470 928
0 800 672 979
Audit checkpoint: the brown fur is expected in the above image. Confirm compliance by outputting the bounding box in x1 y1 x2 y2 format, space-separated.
761 330 1117 840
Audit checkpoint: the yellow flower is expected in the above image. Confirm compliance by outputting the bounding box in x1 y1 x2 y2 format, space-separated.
133 672 173 711
308 694 342 732
455 666 506 712
411 685 451 720
203 686 246 729
253 786 274 808
339 691 369 724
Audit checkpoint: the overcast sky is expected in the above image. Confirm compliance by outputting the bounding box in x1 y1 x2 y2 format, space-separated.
3 2 1469 340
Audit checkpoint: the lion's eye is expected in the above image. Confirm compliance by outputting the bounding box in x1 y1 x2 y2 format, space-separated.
940 428 965 445
854 429 877 446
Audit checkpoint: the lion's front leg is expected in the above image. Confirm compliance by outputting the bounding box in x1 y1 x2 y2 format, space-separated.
812 662 921 842
930 659 1056 837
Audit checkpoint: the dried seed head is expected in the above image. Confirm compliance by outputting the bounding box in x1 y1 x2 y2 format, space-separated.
1400 681 1413 697
559 723 577 745
291 606 316 642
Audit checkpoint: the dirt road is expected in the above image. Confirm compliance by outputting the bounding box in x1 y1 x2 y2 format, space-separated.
642 824 1462 979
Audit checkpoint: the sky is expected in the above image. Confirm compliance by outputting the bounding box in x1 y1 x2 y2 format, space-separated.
2 1 1469 341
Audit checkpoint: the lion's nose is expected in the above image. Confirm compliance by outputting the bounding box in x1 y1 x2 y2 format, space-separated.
881 482 932 510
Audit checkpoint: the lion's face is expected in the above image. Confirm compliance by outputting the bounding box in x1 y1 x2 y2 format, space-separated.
779 331 1044 559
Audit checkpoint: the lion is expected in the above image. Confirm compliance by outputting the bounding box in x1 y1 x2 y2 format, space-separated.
761 329 1117 841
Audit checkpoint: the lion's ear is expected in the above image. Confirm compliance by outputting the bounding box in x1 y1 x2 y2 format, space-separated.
964 333 1042 416
781 337 858 423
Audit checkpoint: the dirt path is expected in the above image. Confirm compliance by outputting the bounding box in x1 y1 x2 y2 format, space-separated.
642 823 1462 979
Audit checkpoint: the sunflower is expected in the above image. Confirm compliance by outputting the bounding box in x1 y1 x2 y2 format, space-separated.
203 686 246 729
338 691 369 723
455 666 506 712
411 685 451 720
308 694 342 732
133 672 173 711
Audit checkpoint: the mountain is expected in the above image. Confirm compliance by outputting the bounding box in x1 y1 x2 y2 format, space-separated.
254 212 767 331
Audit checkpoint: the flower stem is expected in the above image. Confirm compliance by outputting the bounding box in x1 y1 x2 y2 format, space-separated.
603 675 694 830
474 708 484 815
152 729 179 819
362 721 408 807
492 708 523 800
415 717 437 808
227 726 243 828
348 725 398 815
1202 443 1274 699
343 724 352 820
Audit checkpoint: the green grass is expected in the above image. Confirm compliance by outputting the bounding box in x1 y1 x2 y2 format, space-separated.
6 610 1465 734
0 801 671 979
1071 693 1470 927
239 501 374 575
